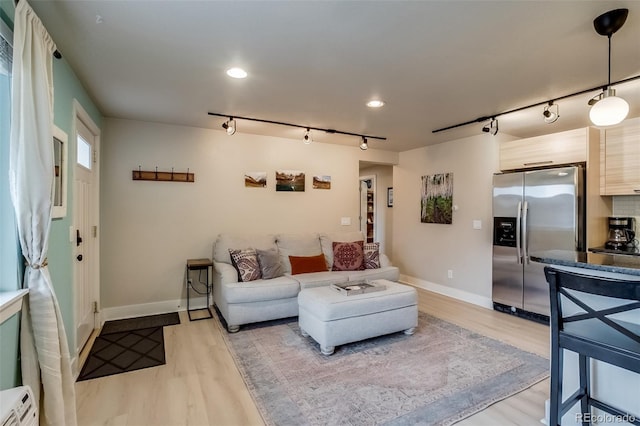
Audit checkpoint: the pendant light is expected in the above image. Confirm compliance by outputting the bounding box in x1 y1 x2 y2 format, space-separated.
589 9 629 127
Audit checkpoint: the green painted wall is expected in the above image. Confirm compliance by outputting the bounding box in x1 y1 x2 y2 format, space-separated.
0 0 102 389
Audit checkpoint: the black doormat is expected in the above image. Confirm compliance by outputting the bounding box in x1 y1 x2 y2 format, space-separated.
77 313 180 381
101 312 180 335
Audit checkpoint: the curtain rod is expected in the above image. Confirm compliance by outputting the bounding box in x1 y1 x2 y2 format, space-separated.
432 74 640 133
14 0 61 59
207 112 387 141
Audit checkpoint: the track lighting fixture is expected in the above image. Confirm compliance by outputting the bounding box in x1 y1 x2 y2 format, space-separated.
208 112 386 149
432 8 637 135
482 118 499 136
222 117 236 135
360 137 368 150
589 8 629 127
543 102 559 124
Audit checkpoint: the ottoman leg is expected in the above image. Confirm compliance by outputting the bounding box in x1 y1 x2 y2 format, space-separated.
300 328 309 337
404 327 416 335
227 325 240 333
320 345 335 356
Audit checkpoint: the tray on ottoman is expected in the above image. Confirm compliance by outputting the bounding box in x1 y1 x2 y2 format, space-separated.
330 280 386 296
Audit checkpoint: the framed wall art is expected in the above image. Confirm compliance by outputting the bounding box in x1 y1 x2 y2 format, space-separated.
421 172 453 224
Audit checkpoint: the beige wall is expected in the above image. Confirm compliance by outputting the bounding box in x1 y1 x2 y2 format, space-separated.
100 118 398 312
392 133 514 305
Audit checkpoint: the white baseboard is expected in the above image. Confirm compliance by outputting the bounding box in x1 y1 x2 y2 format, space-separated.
399 274 493 310
100 296 209 324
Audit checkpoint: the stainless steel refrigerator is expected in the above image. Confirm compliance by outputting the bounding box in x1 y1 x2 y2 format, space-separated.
492 165 585 320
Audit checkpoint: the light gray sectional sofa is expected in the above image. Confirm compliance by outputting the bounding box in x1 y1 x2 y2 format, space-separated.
212 231 399 332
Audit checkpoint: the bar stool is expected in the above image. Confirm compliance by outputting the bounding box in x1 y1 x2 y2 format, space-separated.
544 266 640 426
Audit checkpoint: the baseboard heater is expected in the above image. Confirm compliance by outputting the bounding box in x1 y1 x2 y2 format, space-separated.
493 302 549 325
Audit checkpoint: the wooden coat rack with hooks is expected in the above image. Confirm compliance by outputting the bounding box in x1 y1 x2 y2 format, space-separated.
132 166 194 183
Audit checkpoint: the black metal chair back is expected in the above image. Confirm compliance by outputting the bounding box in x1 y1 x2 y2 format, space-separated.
544 266 640 426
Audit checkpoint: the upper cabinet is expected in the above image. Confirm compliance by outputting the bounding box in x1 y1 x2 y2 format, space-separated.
600 117 640 196
499 128 588 171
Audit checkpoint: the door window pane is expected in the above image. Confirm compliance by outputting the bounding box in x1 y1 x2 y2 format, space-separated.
77 135 91 170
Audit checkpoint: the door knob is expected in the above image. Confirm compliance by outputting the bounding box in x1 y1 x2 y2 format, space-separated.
76 254 83 261
76 229 83 247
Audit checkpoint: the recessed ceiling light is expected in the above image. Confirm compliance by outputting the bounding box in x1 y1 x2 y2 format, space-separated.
366 100 385 108
226 67 248 79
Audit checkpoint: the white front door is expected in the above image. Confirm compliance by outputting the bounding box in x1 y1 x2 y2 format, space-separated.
73 115 99 353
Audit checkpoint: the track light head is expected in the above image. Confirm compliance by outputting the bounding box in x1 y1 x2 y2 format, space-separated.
222 117 236 135
360 137 368 150
543 102 559 124
303 128 312 145
482 118 499 136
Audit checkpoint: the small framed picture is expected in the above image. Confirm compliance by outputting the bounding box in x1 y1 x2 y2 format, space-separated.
387 187 393 207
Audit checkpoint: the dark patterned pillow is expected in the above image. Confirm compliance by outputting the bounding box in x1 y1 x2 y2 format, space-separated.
332 241 365 271
364 242 380 269
229 248 262 282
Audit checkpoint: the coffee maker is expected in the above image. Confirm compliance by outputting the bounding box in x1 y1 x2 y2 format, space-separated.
605 217 636 250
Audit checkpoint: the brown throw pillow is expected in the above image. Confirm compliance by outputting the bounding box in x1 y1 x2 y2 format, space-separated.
332 241 365 271
289 254 328 275
364 242 380 269
229 248 262 282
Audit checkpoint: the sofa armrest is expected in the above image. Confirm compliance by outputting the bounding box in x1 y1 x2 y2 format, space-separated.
380 253 392 268
213 261 238 284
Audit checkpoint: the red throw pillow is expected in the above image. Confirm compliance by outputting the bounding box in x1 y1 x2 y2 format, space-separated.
332 241 365 271
289 254 328 275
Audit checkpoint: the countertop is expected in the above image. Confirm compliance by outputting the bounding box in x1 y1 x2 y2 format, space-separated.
529 250 640 277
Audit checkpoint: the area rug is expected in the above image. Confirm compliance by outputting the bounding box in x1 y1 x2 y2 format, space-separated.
219 313 549 426
77 312 180 381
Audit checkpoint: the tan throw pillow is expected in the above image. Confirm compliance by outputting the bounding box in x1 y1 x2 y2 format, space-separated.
364 242 380 269
289 254 328 275
332 241 365 271
229 248 262 282
256 248 284 279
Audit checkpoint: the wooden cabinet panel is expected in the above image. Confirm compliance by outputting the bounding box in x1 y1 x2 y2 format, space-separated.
601 117 640 195
500 128 587 171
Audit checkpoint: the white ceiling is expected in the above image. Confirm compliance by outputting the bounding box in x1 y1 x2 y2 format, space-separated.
30 0 640 152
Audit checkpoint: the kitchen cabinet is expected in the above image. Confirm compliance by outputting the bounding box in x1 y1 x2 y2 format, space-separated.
600 116 640 195
499 127 588 171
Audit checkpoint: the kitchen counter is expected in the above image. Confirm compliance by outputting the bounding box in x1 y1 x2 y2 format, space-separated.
529 250 640 277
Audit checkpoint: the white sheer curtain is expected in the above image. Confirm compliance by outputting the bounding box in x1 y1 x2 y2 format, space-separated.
9 1 77 425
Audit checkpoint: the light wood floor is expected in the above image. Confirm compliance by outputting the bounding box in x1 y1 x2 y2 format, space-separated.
75 287 550 426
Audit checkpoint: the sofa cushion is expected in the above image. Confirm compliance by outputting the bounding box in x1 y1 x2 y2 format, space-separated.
290 271 352 290
320 231 365 268
214 234 277 264
332 241 365 271
223 276 300 304
363 242 381 269
256 248 284 279
229 248 262 282
276 233 322 273
289 254 328 275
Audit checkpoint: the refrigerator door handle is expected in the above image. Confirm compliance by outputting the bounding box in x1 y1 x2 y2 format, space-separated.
516 201 522 264
522 201 529 264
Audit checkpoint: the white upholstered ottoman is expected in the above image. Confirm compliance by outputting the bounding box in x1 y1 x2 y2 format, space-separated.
297 279 418 355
